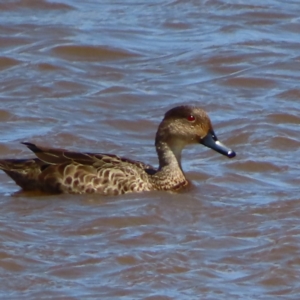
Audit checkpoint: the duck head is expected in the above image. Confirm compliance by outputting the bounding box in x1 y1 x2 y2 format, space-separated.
155 105 236 159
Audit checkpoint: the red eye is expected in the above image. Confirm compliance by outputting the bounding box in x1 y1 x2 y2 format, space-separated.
187 115 195 122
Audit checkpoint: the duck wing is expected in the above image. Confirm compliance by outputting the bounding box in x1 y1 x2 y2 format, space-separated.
18 143 156 194
22 142 155 172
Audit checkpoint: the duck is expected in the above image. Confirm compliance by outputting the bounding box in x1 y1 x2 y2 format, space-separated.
0 106 236 195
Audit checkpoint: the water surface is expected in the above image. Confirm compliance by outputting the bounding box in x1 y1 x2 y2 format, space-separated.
0 0 300 299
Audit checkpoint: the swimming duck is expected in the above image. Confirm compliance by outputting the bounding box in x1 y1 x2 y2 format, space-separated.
0 106 235 195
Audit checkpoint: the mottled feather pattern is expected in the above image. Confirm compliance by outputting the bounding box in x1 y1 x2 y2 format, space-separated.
0 159 45 191
33 154 155 195
0 106 236 195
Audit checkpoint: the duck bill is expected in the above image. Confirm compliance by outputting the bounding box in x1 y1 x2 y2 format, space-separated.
201 131 236 158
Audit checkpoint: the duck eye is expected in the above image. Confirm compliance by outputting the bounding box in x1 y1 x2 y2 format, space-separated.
187 115 195 122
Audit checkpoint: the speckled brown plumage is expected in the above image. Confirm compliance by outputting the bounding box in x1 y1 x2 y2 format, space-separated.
0 106 236 195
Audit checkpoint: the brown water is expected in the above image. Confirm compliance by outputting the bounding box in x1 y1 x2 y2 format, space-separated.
0 0 299 299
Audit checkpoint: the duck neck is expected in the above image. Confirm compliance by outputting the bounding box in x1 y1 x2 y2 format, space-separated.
153 139 187 190
155 139 184 172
